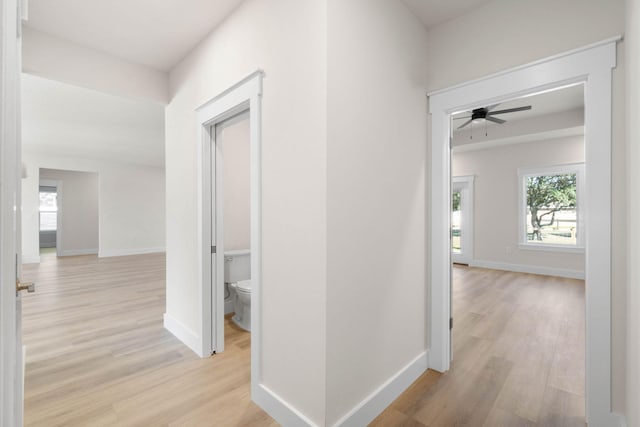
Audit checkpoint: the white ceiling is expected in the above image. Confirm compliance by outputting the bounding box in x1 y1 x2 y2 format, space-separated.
22 74 165 167
20 1 504 168
452 84 585 130
24 0 246 71
24 1 499 72
402 0 494 28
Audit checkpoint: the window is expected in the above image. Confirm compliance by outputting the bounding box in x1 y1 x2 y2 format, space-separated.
518 163 584 250
451 190 461 253
39 186 58 231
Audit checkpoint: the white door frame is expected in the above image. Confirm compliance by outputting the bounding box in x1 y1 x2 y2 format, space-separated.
428 38 621 425
451 175 474 265
0 0 23 425
196 70 263 394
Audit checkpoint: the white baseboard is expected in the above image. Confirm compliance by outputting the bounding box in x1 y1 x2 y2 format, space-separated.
469 260 585 280
99 247 165 258
163 313 202 357
22 255 40 264
59 248 98 257
253 383 320 427
331 350 429 427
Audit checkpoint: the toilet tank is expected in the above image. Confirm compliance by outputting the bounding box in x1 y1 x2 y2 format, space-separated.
224 249 251 283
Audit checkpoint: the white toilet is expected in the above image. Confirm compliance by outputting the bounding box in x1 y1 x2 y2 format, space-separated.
224 250 251 332
230 280 251 331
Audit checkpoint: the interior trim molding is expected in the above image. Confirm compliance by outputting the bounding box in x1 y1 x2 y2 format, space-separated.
332 351 429 427
162 313 202 357
58 248 98 257
253 384 320 427
21 255 40 264
428 35 623 97
196 71 264 409
98 247 165 258
469 260 585 280
429 38 621 425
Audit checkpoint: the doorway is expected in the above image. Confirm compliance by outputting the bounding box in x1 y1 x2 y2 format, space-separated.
38 182 59 254
212 111 251 349
448 83 587 423
36 168 99 259
429 39 620 425
451 176 474 265
197 71 264 402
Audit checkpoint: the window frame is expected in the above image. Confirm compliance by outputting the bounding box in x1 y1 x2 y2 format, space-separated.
38 186 58 232
518 162 585 252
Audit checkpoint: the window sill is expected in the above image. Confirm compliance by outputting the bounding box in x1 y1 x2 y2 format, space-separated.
518 243 585 254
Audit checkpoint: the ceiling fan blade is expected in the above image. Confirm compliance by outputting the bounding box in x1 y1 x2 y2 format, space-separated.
485 104 501 112
488 105 532 115
453 115 471 120
457 119 473 129
485 116 506 124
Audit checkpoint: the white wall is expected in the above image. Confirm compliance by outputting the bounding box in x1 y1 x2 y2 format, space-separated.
39 168 99 255
219 116 250 251
22 27 168 104
426 0 627 413
165 0 327 423
626 0 640 425
22 151 165 262
452 136 585 275
326 0 429 424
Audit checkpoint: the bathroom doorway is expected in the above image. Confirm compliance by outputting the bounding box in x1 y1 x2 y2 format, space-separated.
197 71 264 401
214 111 252 344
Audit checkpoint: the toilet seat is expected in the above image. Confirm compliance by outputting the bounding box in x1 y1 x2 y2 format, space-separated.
235 279 251 292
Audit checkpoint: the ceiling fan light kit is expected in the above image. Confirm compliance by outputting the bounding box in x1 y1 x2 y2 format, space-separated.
455 104 532 130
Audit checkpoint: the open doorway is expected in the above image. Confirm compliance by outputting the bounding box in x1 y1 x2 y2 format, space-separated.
429 40 620 425
38 182 59 255
37 168 99 259
451 176 474 265
215 111 252 354
447 84 587 423
194 71 265 404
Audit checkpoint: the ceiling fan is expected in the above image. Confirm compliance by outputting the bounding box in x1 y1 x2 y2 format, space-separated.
455 104 532 129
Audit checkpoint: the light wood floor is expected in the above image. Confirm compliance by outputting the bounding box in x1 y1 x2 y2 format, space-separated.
22 252 276 427
23 255 584 426
372 265 585 427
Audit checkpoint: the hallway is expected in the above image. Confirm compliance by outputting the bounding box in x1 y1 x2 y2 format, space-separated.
21 252 274 426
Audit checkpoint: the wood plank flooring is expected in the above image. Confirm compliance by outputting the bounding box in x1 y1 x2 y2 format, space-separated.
371 265 585 427
21 252 275 427
23 255 584 426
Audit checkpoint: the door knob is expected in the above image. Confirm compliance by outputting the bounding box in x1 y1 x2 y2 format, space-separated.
16 279 35 293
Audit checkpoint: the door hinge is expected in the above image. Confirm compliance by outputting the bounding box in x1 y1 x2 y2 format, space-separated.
211 246 216 254
450 317 453 330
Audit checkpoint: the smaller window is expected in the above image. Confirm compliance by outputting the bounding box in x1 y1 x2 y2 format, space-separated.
518 163 584 250
39 186 58 231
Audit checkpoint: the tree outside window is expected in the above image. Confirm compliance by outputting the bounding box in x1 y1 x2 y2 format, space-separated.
519 164 584 249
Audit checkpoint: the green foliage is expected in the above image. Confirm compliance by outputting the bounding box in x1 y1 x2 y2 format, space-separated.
526 173 577 240
452 191 461 212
